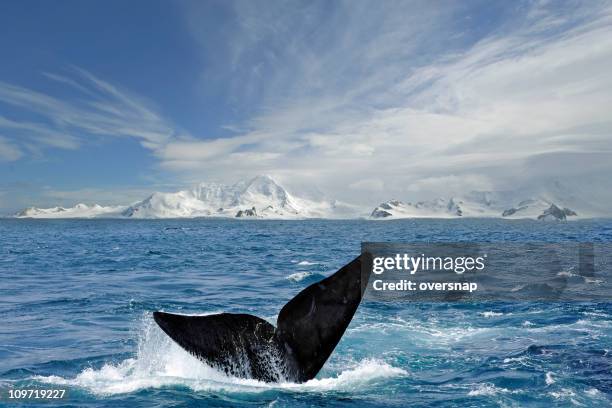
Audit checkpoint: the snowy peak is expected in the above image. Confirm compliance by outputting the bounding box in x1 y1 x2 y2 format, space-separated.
235 175 298 214
241 175 285 196
116 175 354 219
537 204 578 221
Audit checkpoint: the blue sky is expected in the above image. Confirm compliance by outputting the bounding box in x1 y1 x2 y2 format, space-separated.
1 0 611 213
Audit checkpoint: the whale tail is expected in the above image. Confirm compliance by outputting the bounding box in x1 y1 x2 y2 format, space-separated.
153 253 372 383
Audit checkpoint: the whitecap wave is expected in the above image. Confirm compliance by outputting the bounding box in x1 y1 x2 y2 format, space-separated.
557 270 578 278
34 316 406 396
286 272 313 282
467 383 510 396
297 260 318 266
549 388 576 399
585 388 601 397
480 311 504 318
502 356 527 364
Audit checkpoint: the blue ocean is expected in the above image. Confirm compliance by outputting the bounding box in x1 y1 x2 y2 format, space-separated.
1 219 611 407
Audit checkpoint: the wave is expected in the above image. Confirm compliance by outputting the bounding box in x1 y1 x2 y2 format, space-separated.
585 388 602 397
467 383 511 396
285 272 324 282
34 316 406 396
296 260 318 266
549 388 576 399
349 316 493 343
480 311 504 317
286 272 313 282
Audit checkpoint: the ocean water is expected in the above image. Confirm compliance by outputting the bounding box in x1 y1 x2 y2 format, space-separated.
0 218 611 407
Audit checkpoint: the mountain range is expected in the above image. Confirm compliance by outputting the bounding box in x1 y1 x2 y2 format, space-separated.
15 176 359 219
370 195 578 221
14 176 592 220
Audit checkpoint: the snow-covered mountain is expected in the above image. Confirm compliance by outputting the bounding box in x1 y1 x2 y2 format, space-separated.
15 203 126 219
16 176 359 219
370 191 580 221
500 199 577 220
122 175 358 219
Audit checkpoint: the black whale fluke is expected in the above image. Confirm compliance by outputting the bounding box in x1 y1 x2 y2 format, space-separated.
153 253 372 383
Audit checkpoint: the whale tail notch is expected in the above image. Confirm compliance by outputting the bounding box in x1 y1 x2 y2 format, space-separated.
153 253 372 383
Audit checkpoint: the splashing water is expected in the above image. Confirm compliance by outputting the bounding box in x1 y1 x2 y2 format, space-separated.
35 315 407 396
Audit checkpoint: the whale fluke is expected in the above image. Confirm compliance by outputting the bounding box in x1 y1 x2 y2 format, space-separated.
153 253 371 383
153 312 284 381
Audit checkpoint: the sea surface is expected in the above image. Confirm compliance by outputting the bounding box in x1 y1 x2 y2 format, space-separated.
0 218 611 407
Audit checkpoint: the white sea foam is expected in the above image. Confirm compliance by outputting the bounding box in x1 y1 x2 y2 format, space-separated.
582 311 608 317
502 356 527 364
279 359 407 392
297 260 318 266
585 387 601 396
286 272 313 282
557 270 578 277
348 316 494 345
557 269 604 284
549 388 576 399
34 316 406 396
545 372 555 385
480 311 504 317
467 383 510 396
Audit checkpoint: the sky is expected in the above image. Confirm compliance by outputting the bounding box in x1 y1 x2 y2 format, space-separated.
1 0 611 213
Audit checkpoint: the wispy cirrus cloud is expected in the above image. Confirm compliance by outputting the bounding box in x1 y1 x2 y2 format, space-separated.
0 67 179 160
